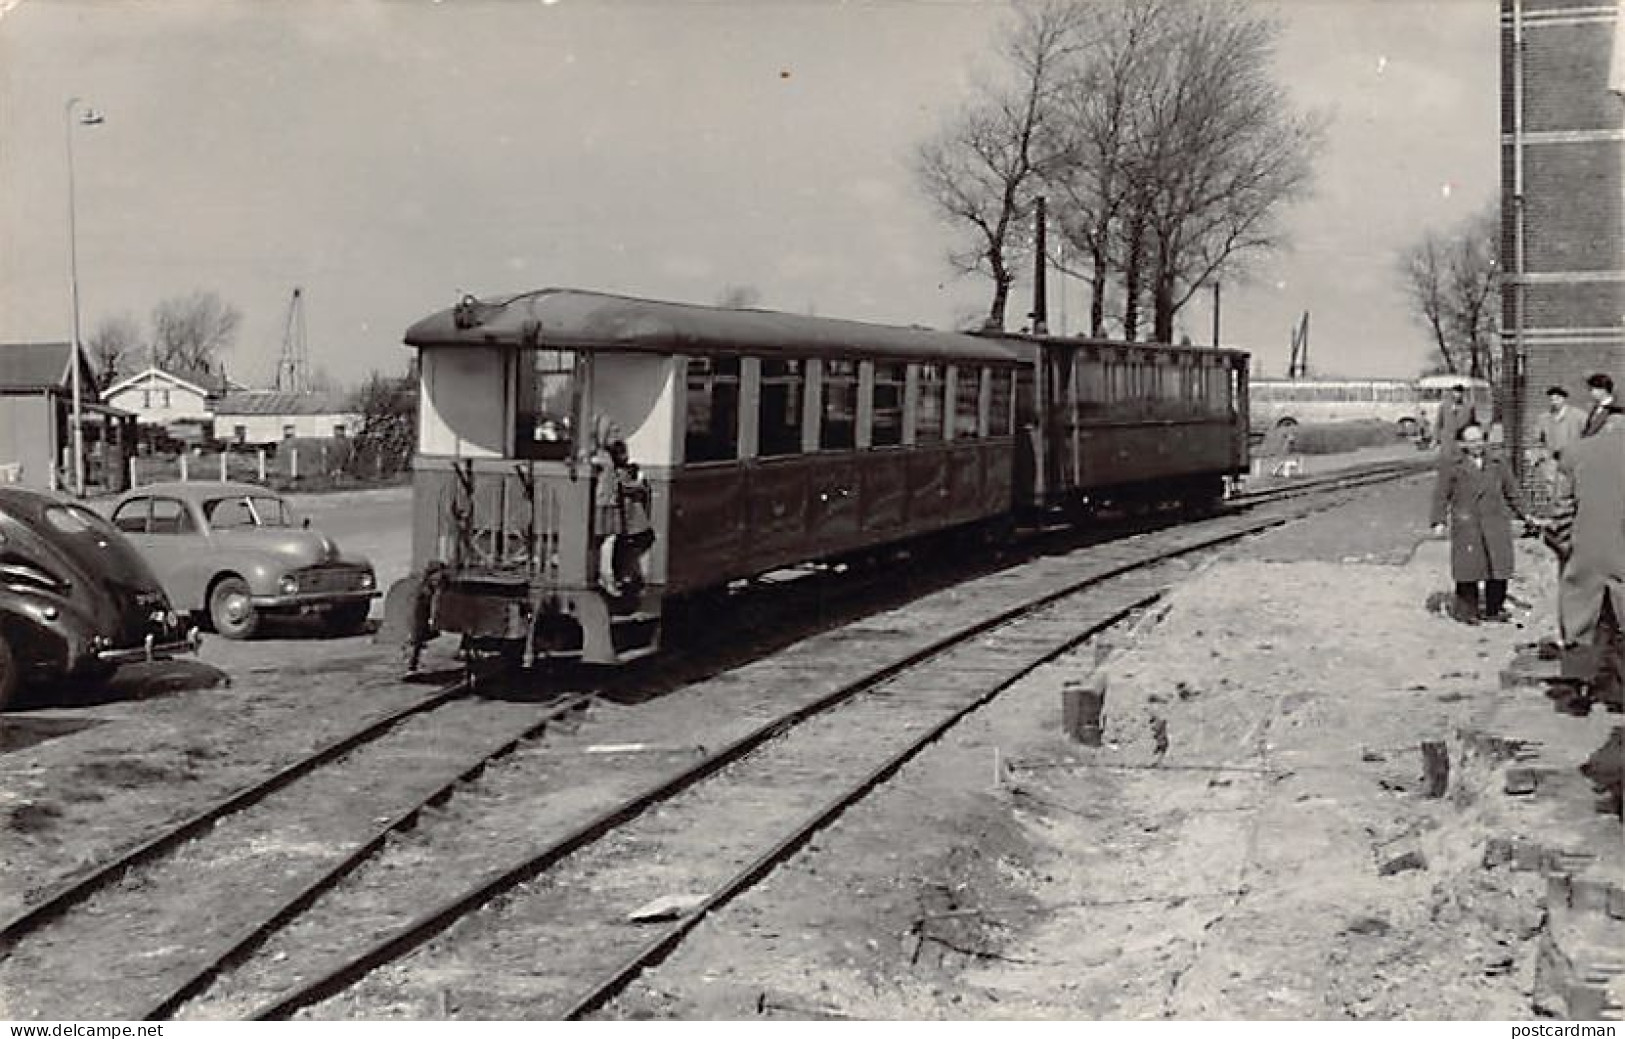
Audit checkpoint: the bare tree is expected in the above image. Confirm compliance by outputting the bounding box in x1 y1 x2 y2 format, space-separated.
914 0 1086 330
150 290 241 380
1125 0 1322 343
1400 205 1499 383
1046 0 1170 336
84 313 144 387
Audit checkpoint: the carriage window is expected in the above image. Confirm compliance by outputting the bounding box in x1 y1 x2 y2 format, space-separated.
759 359 805 457
872 362 905 447
820 359 857 450
989 370 1014 436
685 356 740 463
915 363 946 442
953 366 982 437
522 348 577 460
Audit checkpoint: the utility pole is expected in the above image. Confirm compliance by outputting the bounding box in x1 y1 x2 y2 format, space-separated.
1030 196 1048 335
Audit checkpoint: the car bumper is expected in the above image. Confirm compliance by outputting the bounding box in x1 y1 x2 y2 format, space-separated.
95 629 203 665
250 590 380 610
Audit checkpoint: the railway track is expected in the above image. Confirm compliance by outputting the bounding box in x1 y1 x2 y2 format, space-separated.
0 457 1427 1020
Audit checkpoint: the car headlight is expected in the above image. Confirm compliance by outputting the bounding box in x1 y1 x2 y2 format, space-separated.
359 572 374 590
279 575 299 595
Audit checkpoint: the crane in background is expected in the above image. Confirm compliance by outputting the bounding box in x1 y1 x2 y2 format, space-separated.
1286 310 1310 379
275 286 310 393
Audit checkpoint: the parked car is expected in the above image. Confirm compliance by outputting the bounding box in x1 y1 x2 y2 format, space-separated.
108 481 379 640
0 486 197 708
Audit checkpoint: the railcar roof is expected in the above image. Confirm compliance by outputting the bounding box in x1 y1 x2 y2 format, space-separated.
404 288 1023 365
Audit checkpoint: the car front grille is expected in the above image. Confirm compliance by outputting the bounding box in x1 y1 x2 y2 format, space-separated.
292 567 371 594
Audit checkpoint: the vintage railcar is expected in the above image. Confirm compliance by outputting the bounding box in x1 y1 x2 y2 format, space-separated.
399 289 1249 666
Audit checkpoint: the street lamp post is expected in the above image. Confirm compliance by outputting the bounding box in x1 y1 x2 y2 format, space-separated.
64 97 103 497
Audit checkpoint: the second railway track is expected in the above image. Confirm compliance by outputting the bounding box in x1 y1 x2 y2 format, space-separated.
0 460 1426 1021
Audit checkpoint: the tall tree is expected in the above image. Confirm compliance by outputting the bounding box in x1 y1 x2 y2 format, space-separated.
84 313 144 387
1046 0 1169 336
914 0 1085 330
150 290 241 380
1123 0 1322 343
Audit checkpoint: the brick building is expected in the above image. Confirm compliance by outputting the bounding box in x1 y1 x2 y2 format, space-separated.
1500 0 1625 484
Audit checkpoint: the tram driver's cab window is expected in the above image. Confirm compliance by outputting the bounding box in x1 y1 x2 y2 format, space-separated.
685 356 740 463
518 348 576 460
759 359 805 457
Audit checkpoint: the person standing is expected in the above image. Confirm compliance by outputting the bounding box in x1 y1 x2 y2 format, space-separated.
1581 373 1618 437
1435 383 1476 464
1431 424 1531 623
1553 412 1625 709
1535 385 1586 507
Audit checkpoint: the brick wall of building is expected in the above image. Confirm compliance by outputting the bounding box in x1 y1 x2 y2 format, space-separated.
1500 0 1625 487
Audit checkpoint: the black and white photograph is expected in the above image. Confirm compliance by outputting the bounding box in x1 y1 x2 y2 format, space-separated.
0 0 1620 1023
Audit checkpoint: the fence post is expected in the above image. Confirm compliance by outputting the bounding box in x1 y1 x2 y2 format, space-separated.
219 452 227 481
291 447 298 481
128 455 138 489
179 452 189 482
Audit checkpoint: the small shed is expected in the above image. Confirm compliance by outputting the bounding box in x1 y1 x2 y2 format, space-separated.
213 390 361 446
0 342 135 492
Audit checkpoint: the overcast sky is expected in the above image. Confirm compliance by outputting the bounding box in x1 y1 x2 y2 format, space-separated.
0 0 1498 388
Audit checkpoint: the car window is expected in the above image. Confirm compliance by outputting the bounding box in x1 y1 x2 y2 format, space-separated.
207 496 293 528
207 497 256 529
112 499 149 534
149 498 195 536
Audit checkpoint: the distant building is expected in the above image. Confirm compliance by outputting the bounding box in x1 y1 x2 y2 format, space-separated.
0 342 134 492
213 390 361 446
103 367 217 441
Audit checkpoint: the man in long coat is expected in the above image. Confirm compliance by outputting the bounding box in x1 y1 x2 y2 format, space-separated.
1554 414 1625 706
1431 424 1529 623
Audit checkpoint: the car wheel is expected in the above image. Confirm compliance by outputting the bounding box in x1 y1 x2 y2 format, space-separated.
0 634 18 711
326 601 371 637
209 577 261 640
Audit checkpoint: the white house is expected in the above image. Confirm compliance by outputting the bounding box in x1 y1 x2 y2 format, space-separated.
214 390 361 446
103 367 216 432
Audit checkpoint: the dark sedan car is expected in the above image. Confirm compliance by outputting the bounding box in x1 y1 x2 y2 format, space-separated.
0 486 197 709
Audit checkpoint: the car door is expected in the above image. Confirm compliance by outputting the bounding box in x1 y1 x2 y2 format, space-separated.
111 496 204 611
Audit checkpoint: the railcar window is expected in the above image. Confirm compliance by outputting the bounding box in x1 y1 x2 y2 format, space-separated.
820 359 858 450
989 370 1014 435
915 363 946 442
759 359 805 457
952 366 981 438
686 356 741 463
872 362 905 447
521 348 576 460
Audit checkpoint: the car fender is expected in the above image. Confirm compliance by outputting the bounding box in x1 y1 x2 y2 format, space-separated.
206 553 287 598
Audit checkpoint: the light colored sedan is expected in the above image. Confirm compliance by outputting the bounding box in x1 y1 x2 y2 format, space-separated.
108 481 379 639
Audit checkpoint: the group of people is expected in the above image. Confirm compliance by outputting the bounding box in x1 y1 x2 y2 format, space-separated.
1428 375 1624 711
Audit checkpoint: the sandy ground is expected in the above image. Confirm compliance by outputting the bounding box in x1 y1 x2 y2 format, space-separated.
611 476 1614 1020
9 459 1613 1020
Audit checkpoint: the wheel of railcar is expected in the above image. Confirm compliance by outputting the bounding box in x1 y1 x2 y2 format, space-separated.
0 633 18 711
209 576 261 640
